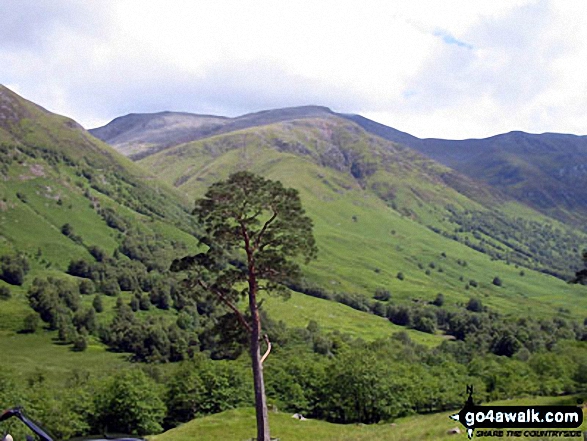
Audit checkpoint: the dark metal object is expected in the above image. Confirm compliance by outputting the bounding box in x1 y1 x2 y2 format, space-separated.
0 408 144 441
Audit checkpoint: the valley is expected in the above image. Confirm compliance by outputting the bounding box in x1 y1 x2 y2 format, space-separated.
1 85 586 440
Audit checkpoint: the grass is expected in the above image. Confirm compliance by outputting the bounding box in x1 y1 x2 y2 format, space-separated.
2 92 587 398
0 328 132 383
140 124 587 321
151 396 587 441
262 290 443 347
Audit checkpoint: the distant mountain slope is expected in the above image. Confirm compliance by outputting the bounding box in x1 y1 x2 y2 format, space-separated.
343 114 587 227
139 114 587 317
93 105 587 226
0 84 201 286
0 86 449 359
90 106 334 158
89 111 229 157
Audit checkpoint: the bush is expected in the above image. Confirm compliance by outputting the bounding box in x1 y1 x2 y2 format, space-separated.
79 279 95 295
73 335 88 352
412 315 436 334
92 294 104 313
21 313 39 333
492 276 503 287
0 286 11 300
88 246 107 262
397 272 405 281
100 280 120 296
432 293 444 307
373 288 391 301
466 297 483 313
387 305 411 326
0 254 30 285
92 369 166 435
61 223 73 236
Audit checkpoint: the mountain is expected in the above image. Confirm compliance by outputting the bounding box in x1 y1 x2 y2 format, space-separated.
89 106 335 159
136 108 587 319
3 88 587 441
343 114 587 227
93 106 587 227
92 103 580 281
3 85 587 362
0 85 207 361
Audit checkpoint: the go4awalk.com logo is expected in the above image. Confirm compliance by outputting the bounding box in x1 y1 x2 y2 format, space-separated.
449 386 584 439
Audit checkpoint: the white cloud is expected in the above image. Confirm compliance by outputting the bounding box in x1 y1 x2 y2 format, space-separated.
1 0 587 138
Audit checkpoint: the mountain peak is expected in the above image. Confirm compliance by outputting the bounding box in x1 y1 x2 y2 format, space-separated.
90 105 337 158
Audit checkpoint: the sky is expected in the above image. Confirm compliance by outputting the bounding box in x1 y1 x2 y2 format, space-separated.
2 0 587 139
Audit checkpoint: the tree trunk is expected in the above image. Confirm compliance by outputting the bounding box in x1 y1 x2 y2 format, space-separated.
245 235 270 441
250 322 270 441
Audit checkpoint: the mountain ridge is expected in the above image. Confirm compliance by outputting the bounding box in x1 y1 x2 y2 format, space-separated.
91 102 587 226
89 105 335 158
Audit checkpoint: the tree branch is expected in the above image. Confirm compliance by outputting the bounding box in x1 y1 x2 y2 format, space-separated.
260 334 272 364
255 208 278 250
196 279 252 334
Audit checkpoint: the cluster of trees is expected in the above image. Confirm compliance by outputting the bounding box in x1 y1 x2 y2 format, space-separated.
288 276 587 356
0 367 166 439
442 206 585 279
2 326 587 440
6 161 587 441
0 254 30 285
27 277 96 348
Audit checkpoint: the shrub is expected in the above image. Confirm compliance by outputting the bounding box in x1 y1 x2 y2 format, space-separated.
92 369 166 435
373 288 391 301
397 272 405 281
61 223 73 236
88 246 107 262
0 254 30 285
466 297 483 313
79 279 95 295
492 276 503 287
73 335 88 352
0 286 11 300
432 293 444 307
413 315 436 334
21 313 39 333
92 294 104 313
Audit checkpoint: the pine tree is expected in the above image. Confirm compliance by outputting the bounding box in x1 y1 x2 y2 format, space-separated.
171 171 317 441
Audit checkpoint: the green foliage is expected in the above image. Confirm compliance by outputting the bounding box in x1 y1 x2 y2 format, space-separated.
373 287 391 301
0 286 11 300
466 297 483 312
165 358 252 427
79 279 95 295
92 294 104 313
73 335 88 352
432 293 444 307
21 313 40 333
92 369 166 435
0 254 30 285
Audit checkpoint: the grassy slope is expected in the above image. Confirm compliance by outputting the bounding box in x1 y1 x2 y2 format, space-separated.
151 396 586 441
140 119 587 323
0 86 201 379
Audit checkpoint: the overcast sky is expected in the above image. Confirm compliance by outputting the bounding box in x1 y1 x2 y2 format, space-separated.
2 0 586 139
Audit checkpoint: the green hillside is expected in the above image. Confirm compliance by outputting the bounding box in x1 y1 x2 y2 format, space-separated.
2 86 587 441
0 85 206 372
344 113 587 228
139 116 587 319
151 396 586 441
